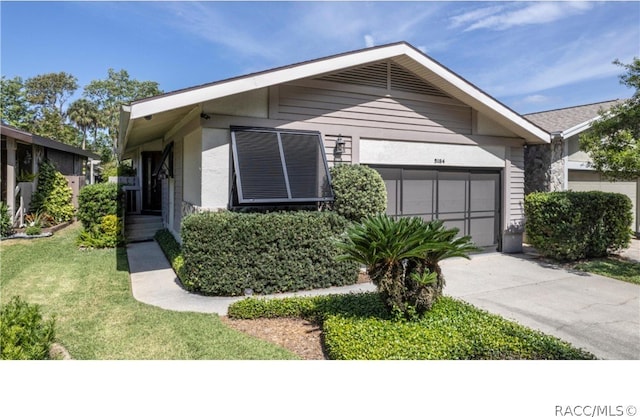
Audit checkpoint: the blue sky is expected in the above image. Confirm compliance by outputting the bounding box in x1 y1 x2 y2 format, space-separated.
1 1 639 114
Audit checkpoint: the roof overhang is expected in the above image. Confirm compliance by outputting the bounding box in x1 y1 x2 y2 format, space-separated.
1 124 100 160
119 41 550 154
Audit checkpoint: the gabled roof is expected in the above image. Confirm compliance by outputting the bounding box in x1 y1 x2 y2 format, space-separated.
524 99 624 138
1 123 100 160
120 41 550 153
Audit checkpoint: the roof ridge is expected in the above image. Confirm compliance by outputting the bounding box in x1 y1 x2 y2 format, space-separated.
524 99 622 116
131 41 411 105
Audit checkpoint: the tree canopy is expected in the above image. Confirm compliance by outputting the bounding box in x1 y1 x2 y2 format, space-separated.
1 69 162 161
580 58 640 180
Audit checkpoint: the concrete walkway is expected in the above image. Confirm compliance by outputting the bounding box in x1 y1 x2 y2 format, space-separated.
126 240 375 316
127 239 640 359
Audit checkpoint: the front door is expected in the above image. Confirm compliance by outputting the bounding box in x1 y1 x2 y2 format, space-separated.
141 151 162 214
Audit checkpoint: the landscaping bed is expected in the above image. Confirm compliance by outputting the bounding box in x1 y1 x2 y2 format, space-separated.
4 220 73 240
227 293 597 360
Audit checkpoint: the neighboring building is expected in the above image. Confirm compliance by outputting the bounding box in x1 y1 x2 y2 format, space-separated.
118 42 550 252
524 100 639 235
1 124 100 226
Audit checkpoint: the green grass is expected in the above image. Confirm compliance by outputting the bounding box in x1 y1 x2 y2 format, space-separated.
574 258 640 285
229 293 596 360
0 223 297 359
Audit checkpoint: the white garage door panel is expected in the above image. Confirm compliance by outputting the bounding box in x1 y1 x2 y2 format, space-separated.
568 170 637 231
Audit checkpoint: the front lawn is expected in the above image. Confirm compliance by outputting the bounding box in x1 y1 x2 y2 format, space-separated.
0 223 297 359
228 293 596 360
574 258 640 285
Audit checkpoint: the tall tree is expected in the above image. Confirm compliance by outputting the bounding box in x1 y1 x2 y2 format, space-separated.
24 72 80 144
0 76 35 130
83 69 162 160
580 58 640 180
67 98 99 150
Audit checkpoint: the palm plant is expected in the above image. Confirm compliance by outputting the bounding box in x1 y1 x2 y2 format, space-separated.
67 98 98 150
337 214 476 318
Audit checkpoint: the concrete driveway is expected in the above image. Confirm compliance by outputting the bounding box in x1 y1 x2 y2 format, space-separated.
441 250 640 360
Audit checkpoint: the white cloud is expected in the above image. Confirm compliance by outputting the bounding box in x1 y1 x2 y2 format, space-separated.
523 94 550 104
364 35 375 48
453 2 594 31
448 5 505 29
484 28 639 97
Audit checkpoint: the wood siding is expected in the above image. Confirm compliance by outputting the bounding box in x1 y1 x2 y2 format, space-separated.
274 81 472 138
508 146 525 225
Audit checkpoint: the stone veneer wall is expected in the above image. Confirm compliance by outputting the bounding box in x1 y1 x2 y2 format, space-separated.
524 137 564 194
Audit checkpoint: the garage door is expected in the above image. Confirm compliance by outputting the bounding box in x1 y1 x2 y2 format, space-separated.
568 170 637 232
373 167 501 247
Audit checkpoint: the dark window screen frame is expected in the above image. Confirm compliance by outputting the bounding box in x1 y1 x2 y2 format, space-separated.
230 126 334 204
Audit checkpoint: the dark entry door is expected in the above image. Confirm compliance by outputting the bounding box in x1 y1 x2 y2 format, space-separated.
141 151 162 213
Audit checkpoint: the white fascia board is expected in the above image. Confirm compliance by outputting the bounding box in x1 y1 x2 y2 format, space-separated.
118 105 132 156
402 48 549 143
129 45 408 121
562 116 601 139
127 42 548 143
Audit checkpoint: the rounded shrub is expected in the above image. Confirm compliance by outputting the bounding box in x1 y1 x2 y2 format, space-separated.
329 164 387 222
77 214 123 248
0 296 56 360
525 191 632 261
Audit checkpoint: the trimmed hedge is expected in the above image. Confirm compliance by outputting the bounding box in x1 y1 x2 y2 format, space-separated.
181 211 359 296
525 191 632 261
228 292 388 321
329 164 387 222
77 183 122 230
155 229 184 280
228 294 596 360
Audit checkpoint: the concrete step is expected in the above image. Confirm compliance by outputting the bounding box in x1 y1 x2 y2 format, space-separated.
126 222 163 232
125 215 163 242
126 215 163 225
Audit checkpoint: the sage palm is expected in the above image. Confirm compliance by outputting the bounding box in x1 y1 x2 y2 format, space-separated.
337 214 476 318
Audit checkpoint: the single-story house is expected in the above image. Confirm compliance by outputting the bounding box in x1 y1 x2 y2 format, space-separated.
1 123 100 226
118 41 551 252
524 100 639 235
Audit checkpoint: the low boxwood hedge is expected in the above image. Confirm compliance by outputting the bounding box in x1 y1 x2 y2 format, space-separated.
228 292 388 321
154 229 184 280
228 294 596 360
525 191 632 261
181 211 359 296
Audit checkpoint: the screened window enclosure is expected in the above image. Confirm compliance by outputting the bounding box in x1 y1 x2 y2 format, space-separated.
230 127 334 205
373 167 501 247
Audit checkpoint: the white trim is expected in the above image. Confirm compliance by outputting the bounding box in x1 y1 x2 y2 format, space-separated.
120 43 550 151
566 160 595 171
562 139 569 190
562 118 598 139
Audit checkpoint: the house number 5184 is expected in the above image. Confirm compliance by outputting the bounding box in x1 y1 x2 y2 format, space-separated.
434 158 445 164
